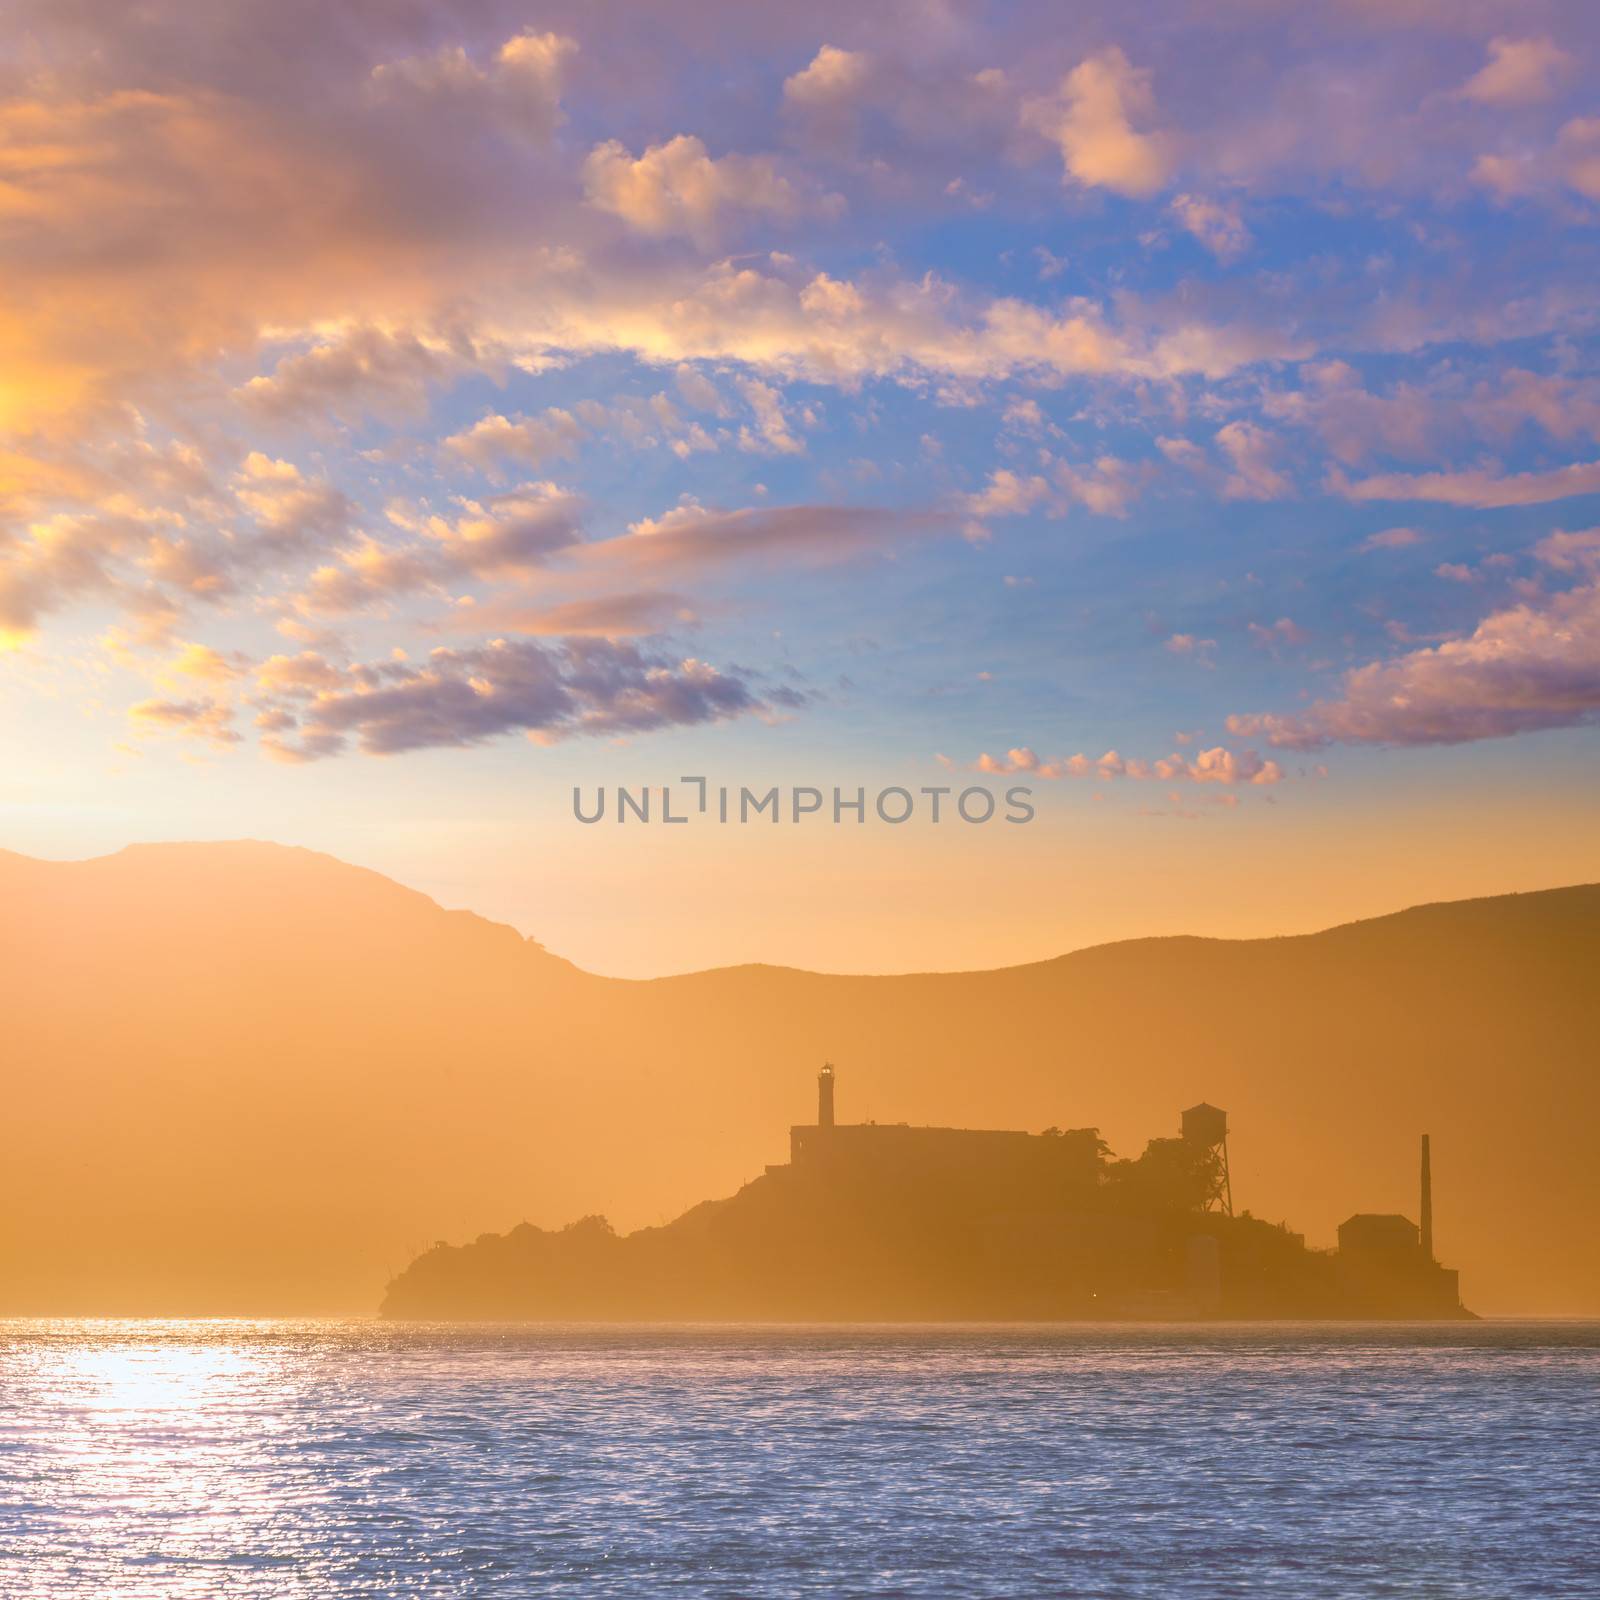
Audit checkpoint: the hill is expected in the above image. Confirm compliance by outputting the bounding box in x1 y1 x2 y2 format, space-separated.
1 841 1595 1314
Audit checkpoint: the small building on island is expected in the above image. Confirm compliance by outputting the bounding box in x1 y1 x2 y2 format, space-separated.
1334 1133 1461 1316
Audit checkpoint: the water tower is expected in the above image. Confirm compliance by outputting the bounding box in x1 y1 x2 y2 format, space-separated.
1181 1102 1233 1216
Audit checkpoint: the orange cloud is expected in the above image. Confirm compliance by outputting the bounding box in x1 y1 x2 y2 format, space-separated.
1025 48 1174 199
1459 37 1573 107
583 136 832 244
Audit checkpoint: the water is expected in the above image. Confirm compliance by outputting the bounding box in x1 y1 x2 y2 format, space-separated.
0 1322 1596 1598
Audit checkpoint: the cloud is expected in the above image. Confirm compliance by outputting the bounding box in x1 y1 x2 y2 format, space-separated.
1536 528 1600 572
1267 360 1436 467
674 365 729 416
1465 369 1600 446
0 2 1584 474
1338 459 1600 508
1360 526 1425 551
783 45 872 112
1227 531 1600 748
0 23 582 442
1459 37 1573 107
233 454 352 553
290 485 585 616
1170 195 1249 261
1025 48 1174 199
0 34 1311 495
293 538 441 615
445 393 732 475
584 136 828 244
155 641 247 686
964 457 1143 531
406 485 586 578
0 512 141 644
1558 117 1600 201
1160 419 1300 500
128 695 240 747
287 490 934 634
256 651 348 696
1215 421 1293 500
1248 617 1309 649
525 261 1249 386
973 743 1281 785
967 469 1049 520
1165 633 1217 666
583 499 954 577
736 378 805 455
444 410 587 472
369 30 576 143
254 637 781 760
1472 114 1600 204
493 29 579 115
779 41 1014 163
1054 455 1143 516
1157 436 1209 474
459 592 693 638
239 327 484 424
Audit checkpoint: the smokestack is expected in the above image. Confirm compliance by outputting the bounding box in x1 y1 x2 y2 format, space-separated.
1420 1133 1433 1262
818 1064 835 1129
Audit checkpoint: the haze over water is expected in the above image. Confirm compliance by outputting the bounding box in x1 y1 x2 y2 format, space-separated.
1 1322 1595 1598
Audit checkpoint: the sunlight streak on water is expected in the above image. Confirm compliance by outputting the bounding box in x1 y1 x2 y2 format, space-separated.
0 1321 1596 1597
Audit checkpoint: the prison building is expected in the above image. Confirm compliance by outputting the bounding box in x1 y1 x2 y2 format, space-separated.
784 1065 1102 1202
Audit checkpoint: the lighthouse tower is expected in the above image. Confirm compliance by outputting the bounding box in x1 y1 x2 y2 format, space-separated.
818 1064 835 1129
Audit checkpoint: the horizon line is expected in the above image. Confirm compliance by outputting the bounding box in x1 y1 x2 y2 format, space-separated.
5 835 1597 985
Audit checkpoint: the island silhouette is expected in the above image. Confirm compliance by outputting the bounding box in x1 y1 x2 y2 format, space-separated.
382 1068 1466 1320
3 841 1595 1316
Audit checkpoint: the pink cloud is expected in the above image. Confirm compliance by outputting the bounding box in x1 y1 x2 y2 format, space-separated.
1024 48 1174 199
971 744 1282 785
1165 633 1217 665
1360 526 1425 552
1215 422 1293 501
1248 617 1308 649
1228 532 1600 748
1339 459 1600 509
1459 37 1574 109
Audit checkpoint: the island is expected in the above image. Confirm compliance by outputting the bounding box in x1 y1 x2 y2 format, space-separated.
382 1068 1469 1320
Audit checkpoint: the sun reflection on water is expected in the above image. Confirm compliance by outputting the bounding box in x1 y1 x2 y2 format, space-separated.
2 1321 327 1600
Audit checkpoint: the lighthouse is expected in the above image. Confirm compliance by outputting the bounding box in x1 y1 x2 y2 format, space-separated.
818 1064 835 1129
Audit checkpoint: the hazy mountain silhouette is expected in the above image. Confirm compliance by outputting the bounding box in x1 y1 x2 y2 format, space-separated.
3 840 1595 1315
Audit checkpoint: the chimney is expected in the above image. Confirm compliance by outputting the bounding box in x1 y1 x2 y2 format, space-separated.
1420 1133 1433 1262
818 1064 835 1129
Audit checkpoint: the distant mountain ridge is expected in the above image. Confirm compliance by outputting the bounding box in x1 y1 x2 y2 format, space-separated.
2 841 1596 1315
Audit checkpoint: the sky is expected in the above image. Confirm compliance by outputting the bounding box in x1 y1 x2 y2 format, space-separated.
3 0 1600 975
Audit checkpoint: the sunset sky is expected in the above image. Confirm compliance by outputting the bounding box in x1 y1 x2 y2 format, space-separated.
3 0 1600 974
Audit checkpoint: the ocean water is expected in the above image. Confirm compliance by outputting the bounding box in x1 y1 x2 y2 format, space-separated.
0 1322 1595 1598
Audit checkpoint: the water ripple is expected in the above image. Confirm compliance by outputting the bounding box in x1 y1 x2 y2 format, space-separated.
0 1321 1596 1597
